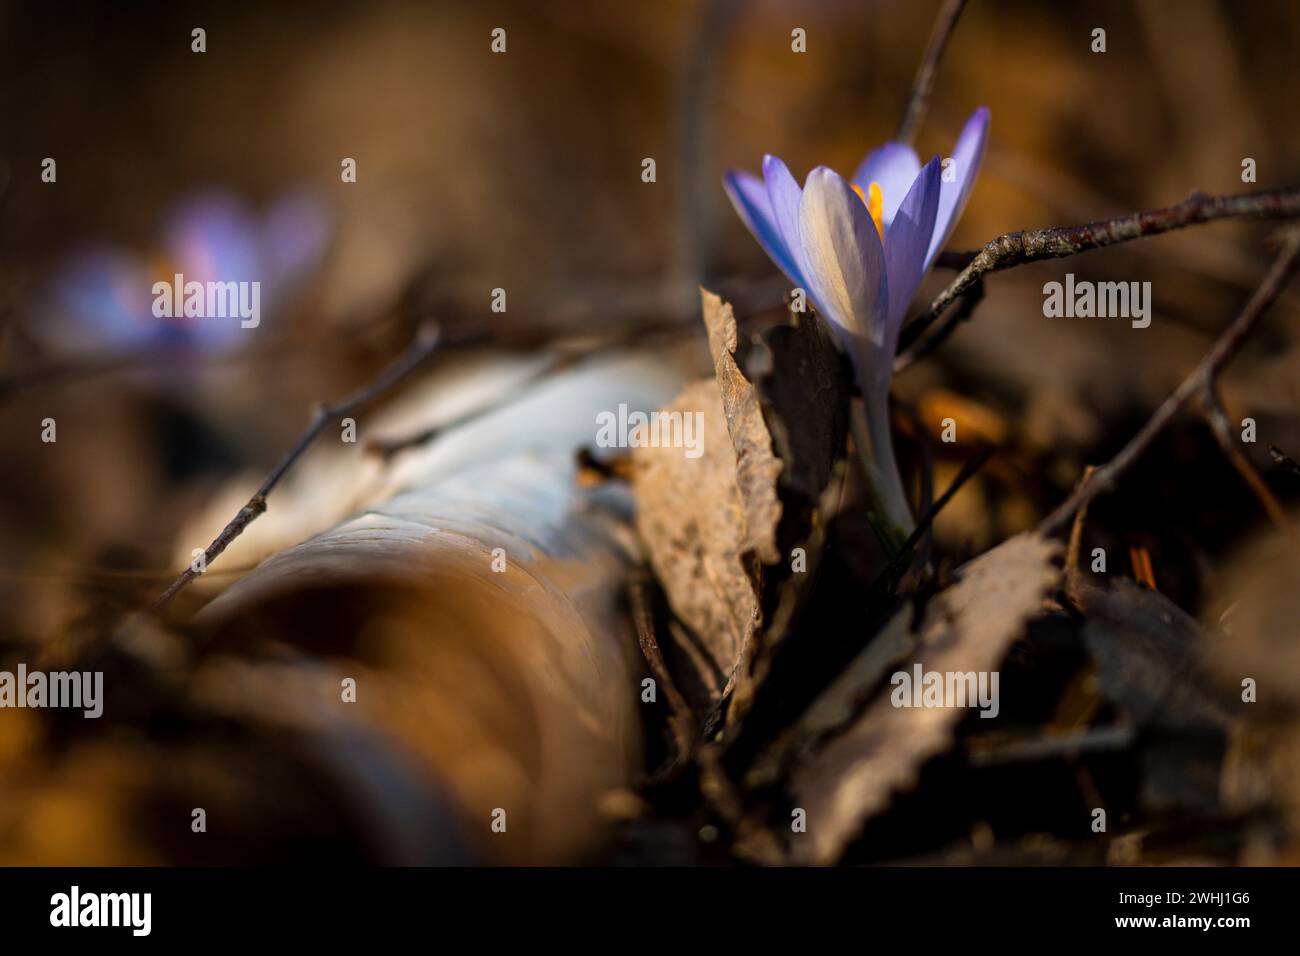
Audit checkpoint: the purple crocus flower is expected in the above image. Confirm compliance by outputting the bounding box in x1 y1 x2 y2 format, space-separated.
724 107 989 546
37 189 331 362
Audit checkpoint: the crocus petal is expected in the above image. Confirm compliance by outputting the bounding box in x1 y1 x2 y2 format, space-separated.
763 154 810 288
164 193 271 349
43 247 156 355
164 192 261 286
797 166 889 387
723 169 803 288
884 156 942 343
926 106 990 269
851 142 921 228
264 191 332 288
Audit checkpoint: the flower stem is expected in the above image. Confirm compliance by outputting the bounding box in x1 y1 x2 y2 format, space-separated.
851 394 915 558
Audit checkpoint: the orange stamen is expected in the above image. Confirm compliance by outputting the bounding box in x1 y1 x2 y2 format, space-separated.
1129 545 1157 590
852 182 886 242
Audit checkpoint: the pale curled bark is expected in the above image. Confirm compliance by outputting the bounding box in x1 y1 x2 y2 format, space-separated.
152 324 443 613
185 350 696 863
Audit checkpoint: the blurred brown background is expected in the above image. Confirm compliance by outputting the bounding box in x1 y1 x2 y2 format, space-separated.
1 0 1299 679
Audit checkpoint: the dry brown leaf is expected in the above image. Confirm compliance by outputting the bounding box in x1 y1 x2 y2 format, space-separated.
632 380 760 711
632 292 849 740
701 288 784 564
1072 575 1230 731
789 533 1062 864
744 604 915 791
715 306 852 735
632 291 829 720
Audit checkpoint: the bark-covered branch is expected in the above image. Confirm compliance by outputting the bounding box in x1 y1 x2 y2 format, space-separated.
897 186 1300 370
1038 231 1300 535
896 0 970 145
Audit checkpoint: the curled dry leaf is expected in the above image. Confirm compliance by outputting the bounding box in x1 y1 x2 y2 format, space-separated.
743 303 850 516
632 379 761 713
634 290 850 727
790 532 1062 864
701 289 785 564
724 302 852 725
631 290 784 718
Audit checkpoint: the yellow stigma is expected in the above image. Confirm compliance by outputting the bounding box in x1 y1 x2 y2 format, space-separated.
852 181 885 242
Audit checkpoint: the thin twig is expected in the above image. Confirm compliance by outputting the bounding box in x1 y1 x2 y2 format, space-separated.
0 272 789 402
0 331 376 400
896 0 970 145
366 350 567 460
896 277 983 365
966 725 1135 767
1038 232 1300 536
1269 444 1300 480
676 0 744 296
1065 464 1097 576
150 323 442 613
1196 383 1289 529
364 317 708 460
629 572 697 782
870 444 996 594
898 186 1300 370
0 563 256 584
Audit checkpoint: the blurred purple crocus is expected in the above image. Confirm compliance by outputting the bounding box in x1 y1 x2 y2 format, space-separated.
38 189 331 363
724 107 989 547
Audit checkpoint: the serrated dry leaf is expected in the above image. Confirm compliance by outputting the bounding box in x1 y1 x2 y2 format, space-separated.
790 533 1062 864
